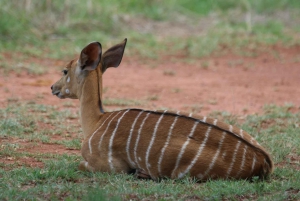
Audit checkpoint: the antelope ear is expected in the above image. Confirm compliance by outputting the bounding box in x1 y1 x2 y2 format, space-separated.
101 38 127 73
79 42 102 71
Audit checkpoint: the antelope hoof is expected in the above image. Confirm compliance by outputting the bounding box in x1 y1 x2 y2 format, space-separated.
78 161 95 172
78 161 88 171
135 168 151 179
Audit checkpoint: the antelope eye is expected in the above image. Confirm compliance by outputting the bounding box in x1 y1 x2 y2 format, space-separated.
62 69 68 75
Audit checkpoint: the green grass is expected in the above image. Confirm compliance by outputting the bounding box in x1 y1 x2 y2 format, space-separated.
0 102 81 141
0 0 299 66
0 102 299 200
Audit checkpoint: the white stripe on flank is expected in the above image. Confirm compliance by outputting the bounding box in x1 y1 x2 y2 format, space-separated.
177 126 212 179
189 113 193 117
229 125 233 133
213 119 218 125
84 161 88 168
126 111 144 167
251 155 257 174
252 137 259 145
171 121 199 178
236 145 248 178
202 131 226 178
157 111 180 176
108 109 130 171
134 112 151 168
226 140 241 177
145 110 166 177
239 129 244 139
202 116 207 123
222 152 227 159
98 111 122 151
88 112 115 154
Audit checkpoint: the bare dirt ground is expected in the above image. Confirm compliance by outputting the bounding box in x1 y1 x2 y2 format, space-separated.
0 45 300 167
1 45 299 115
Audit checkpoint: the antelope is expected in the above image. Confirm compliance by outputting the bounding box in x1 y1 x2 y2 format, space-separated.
51 38 273 181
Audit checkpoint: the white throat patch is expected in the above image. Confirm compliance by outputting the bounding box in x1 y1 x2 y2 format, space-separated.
67 77 70 83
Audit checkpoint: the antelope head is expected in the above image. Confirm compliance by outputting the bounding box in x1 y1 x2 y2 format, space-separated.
51 39 127 103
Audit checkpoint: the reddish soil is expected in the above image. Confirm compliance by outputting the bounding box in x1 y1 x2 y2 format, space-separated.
1 46 299 115
0 45 299 168
107 47 300 116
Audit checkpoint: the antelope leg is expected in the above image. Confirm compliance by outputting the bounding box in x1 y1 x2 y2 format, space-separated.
135 168 151 179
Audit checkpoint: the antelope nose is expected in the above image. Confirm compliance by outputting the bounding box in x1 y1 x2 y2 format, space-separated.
51 85 53 90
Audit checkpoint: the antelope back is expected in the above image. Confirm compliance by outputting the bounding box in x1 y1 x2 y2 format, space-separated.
87 109 273 180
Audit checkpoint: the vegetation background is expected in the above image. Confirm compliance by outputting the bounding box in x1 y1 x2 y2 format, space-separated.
1 0 299 59
0 0 299 200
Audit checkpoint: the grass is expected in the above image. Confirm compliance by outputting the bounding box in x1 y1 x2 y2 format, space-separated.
0 0 299 68
0 102 81 140
0 102 299 200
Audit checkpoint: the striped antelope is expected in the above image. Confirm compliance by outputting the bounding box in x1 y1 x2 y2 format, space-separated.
51 39 273 181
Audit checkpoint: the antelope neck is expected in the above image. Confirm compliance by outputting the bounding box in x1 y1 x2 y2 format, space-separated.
79 69 104 138
96 66 105 114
